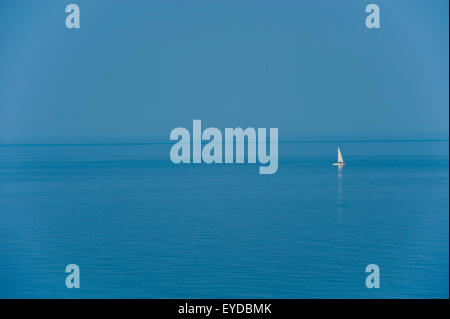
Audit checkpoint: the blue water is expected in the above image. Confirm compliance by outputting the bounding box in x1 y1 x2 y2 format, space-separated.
0 141 448 298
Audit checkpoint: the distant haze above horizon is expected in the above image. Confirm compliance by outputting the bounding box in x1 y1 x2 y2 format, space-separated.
0 0 448 144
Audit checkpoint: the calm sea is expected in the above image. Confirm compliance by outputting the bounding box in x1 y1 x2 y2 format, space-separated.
0 141 448 298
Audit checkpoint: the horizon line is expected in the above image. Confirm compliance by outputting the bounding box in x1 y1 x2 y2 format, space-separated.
0 138 448 147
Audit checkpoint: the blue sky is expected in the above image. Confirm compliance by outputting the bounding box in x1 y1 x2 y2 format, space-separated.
0 0 448 143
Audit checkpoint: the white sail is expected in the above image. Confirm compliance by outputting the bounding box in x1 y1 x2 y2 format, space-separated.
337 147 344 163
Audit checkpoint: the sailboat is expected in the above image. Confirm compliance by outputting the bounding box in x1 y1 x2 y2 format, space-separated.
333 147 346 166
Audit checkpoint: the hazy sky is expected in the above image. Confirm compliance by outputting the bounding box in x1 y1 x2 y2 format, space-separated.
0 0 448 143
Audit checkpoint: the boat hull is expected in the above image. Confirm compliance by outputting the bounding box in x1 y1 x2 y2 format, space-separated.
333 162 346 166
